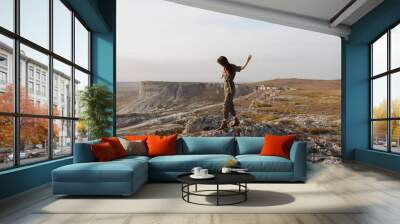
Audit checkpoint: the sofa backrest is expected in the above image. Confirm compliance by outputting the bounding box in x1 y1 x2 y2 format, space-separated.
73 139 100 163
235 137 264 155
178 137 235 155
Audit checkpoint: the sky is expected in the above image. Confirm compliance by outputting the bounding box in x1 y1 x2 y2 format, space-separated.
117 0 341 83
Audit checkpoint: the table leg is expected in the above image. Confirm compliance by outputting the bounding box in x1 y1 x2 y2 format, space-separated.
181 184 183 199
217 184 219 206
187 184 190 202
195 184 198 192
245 183 247 201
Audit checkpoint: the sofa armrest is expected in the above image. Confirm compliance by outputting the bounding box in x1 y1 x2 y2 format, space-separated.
289 141 307 181
73 140 100 163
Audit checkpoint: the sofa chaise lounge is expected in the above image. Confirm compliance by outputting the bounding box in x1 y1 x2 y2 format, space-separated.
52 137 307 196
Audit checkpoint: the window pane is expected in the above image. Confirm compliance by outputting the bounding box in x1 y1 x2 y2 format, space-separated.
20 44 49 115
392 24 400 70
392 72 400 118
20 117 49 165
0 34 14 112
53 59 72 117
53 0 72 60
75 120 88 143
0 116 13 170
372 76 387 119
74 69 89 118
53 119 72 157
0 0 13 31
75 18 89 69
391 120 400 153
20 0 49 49
372 33 387 76
372 121 388 151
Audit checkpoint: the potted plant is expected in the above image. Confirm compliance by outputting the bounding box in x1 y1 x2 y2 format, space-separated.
79 84 113 140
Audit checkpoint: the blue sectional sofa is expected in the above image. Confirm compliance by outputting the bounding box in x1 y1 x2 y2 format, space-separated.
52 137 307 196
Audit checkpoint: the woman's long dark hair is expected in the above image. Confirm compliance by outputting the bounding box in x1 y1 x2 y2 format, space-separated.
217 56 233 74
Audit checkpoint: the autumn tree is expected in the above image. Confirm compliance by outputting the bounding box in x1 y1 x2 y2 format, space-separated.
0 85 59 152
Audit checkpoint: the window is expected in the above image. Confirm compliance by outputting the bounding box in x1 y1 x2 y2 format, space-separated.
35 70 40 81
28 67 34 80
20 0 49 48
370 23 400 153
0 1 91 170
42 85 46 97
0 55 7 67
75 18 89 70
0 0 14 31
0 116 13 170
391 25 400 70
53 119 72 158
28 81 34 94
74 69 89 118
53 0 72 60
0 71 6 85
53 59 72 117
35 84 40 95
0 34 13 113
19 117 49 165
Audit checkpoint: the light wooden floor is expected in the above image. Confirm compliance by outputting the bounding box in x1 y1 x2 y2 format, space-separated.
1 162 400 224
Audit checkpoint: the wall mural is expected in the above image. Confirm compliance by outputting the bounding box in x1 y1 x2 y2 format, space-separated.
116 0 341 164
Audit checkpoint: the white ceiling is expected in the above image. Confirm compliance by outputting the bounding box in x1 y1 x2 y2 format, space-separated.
165 0 384 38
228 0 352 22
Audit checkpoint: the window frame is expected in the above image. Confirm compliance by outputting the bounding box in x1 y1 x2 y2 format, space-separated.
370 21 400 154
0 0 92 171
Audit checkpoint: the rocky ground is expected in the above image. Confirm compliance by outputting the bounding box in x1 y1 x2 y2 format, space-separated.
117 79 341 164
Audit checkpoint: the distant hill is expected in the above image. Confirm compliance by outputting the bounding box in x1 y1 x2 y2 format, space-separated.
117 81 253 114
117 78 340 114
257 78 341 90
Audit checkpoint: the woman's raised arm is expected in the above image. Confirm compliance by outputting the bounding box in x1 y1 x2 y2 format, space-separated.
240 54 252 71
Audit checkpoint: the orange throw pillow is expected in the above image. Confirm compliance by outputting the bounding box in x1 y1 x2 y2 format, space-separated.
91 142 117 161
101 137 127 158
124 135 148 141
146 134 177 157
260 135 296 159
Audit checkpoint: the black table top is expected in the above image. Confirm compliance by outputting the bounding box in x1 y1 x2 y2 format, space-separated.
177 172 255 185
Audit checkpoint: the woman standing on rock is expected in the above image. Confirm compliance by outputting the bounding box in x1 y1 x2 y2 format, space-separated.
217 55 252 130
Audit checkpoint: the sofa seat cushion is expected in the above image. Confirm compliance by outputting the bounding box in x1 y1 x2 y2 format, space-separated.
53 159 147 183
117 155 150 162
149 154 235 172
236 155 293 172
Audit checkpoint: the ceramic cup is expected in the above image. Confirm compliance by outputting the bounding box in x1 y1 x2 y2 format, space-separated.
221 167 232 174
191 167 202 176
200 169 208 176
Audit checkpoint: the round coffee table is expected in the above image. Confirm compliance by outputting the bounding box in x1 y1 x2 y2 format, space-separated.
177 173 255 206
